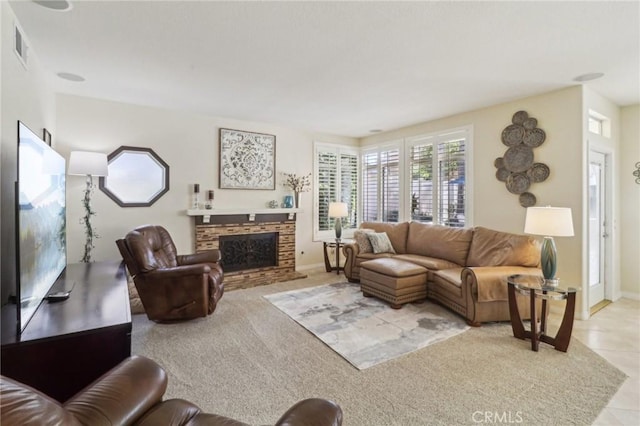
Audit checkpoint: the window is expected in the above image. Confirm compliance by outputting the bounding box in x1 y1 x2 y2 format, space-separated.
588 109 611 138
588 116 603 135
361 144 402 223
437 136 466 227
314 143 359 239
407 130 468 227
99 146 170 207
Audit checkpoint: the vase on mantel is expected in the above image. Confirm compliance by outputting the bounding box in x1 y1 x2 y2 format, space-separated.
294 191 300 209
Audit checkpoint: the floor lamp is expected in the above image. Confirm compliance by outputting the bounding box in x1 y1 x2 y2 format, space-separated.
68 151 108 263
524 206 574 286
328 202 348 240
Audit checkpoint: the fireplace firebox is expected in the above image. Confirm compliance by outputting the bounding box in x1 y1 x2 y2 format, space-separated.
219 233 278 272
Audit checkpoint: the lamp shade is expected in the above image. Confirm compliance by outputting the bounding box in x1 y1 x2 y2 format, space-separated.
328 202 348 218
524 206 574 237
68 151 108 176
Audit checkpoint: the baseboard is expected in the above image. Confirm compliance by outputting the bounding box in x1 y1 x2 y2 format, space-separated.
621 291 640 301
296 262 325 272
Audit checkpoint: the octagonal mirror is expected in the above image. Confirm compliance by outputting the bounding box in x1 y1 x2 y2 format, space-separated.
99 146 169 207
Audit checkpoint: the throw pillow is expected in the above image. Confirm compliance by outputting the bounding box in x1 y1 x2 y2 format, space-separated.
367 232 396 254
353 229 375 253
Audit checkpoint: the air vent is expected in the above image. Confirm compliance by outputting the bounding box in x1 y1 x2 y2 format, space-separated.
14 22 28 69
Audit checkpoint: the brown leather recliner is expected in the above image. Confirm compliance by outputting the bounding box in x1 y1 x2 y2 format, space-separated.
0 355 343 426
116 225 224 321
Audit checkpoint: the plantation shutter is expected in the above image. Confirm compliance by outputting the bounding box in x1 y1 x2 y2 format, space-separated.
361 151 379 222
361 147 400 223
437 138 466 227
317 150 337 232
314 144 359 238
409 142 434 223
339 153 359 228
380 149 400 222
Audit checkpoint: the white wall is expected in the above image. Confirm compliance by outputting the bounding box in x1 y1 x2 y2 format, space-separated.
620 104 640 299
1 2 56 303
361 86 584 289
56 94 358 267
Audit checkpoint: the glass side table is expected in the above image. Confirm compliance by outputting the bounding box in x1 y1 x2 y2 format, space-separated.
322 238 354 275
507 274 579 352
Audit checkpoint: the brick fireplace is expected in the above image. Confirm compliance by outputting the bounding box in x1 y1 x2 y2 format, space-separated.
189 209 306 290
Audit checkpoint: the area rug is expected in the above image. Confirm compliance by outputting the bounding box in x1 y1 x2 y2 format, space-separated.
263 282 469 369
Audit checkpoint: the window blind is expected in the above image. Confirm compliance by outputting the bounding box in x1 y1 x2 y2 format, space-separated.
437 138 466 227
409 142 434 223
361 147 400 223
315 144 359 236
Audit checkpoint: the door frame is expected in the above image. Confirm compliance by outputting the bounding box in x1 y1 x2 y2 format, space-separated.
585 142 617 318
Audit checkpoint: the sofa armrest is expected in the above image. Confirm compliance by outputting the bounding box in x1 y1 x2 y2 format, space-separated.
146 264 211 279
275 398 343 426
0 376 78 425
462 266 542 302
136 268 211 320
64 356 167 426
136 399 250 426
178 250 221 265
342 243 360 281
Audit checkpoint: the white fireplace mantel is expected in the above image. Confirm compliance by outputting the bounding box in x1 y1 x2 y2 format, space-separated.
186 208 303 222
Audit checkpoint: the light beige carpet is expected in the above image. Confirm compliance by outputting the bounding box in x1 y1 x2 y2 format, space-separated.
131 275 627 426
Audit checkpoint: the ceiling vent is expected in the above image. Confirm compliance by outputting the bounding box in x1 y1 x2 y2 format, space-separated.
13 22 28 69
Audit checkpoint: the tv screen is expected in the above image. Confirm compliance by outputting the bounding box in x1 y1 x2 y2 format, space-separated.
17 121 66 332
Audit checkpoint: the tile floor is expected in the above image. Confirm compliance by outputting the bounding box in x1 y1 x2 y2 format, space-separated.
567 298 640 425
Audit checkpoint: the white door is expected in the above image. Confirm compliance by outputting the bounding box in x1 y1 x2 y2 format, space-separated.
588 151 607 307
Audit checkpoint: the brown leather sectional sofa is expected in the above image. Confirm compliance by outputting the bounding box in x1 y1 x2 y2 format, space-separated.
343 221 542 325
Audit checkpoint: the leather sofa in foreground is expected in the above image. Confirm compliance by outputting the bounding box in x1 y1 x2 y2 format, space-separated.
1 355 343 426
343 222 541 325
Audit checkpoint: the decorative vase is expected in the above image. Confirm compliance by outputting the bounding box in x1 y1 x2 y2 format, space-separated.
294 191 300 208
283 195 294 208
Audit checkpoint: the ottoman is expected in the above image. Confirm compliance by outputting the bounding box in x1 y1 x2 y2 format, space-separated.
360 258 427 309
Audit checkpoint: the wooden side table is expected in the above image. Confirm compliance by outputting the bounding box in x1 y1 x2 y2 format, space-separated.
507 274 578 352
322 239 353 275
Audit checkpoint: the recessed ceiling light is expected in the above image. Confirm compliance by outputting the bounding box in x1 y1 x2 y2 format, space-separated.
57 72 85 82
573 73 604 82
32 0 72 11
369 129 383 133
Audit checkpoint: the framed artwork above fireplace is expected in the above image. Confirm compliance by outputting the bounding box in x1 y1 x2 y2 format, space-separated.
219 128 275 190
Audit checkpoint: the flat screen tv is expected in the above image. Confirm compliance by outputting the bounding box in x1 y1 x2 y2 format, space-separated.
16 121 66 333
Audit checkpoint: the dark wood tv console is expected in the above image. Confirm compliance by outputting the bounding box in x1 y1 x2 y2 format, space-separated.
1 260 132 402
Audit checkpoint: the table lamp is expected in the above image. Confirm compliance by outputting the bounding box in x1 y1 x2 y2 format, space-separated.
328 202 348 240
524 206 574 285
68 151 108 263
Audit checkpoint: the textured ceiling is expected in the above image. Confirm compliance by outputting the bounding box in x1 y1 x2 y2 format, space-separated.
8 1 640 137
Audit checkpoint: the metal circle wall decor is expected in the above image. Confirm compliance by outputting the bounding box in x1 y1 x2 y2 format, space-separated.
503 145 534 173
506 173 531 194
519 192 537 207
494 110 549 207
